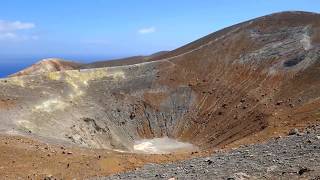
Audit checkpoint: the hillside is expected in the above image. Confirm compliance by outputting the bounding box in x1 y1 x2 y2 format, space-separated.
9 58 82 77
82 51 169 69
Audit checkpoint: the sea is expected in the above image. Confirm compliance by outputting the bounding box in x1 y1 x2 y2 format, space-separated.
0 59 35 78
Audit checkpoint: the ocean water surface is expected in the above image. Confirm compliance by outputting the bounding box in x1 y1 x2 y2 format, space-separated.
0 61 34 78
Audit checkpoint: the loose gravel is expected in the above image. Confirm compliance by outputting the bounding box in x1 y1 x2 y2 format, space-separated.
96 125 320 180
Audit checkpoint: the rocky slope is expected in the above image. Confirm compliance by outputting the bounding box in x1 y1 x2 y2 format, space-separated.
0 11 320 155
100 125 320 180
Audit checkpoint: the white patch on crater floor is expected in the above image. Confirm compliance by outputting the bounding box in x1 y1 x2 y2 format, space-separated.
133 137 197 154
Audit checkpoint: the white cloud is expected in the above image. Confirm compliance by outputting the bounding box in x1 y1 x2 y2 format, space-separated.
138 27 156 34
0 33 38 41
0 20 36 41
0 20 35 32
0 32 17 40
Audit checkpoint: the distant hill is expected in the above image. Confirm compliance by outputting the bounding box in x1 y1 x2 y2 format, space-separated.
82 51 169 69
9 51 169 77
9 58 82 77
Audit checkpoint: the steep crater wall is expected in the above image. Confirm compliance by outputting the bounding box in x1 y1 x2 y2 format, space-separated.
1 12 320 153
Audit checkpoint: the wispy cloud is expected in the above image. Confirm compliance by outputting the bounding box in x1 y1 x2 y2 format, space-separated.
0 20 36 41
0 20 35 32
138 27 156 34
0 32 17 40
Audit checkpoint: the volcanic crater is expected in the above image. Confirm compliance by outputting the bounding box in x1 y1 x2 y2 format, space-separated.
1 11 320 178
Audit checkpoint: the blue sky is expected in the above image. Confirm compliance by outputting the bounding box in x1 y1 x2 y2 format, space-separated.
0 0 319 64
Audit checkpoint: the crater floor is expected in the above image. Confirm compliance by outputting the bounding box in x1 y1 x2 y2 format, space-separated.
133 137 197 154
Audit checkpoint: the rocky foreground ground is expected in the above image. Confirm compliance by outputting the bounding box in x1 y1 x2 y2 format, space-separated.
98 125 320 180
